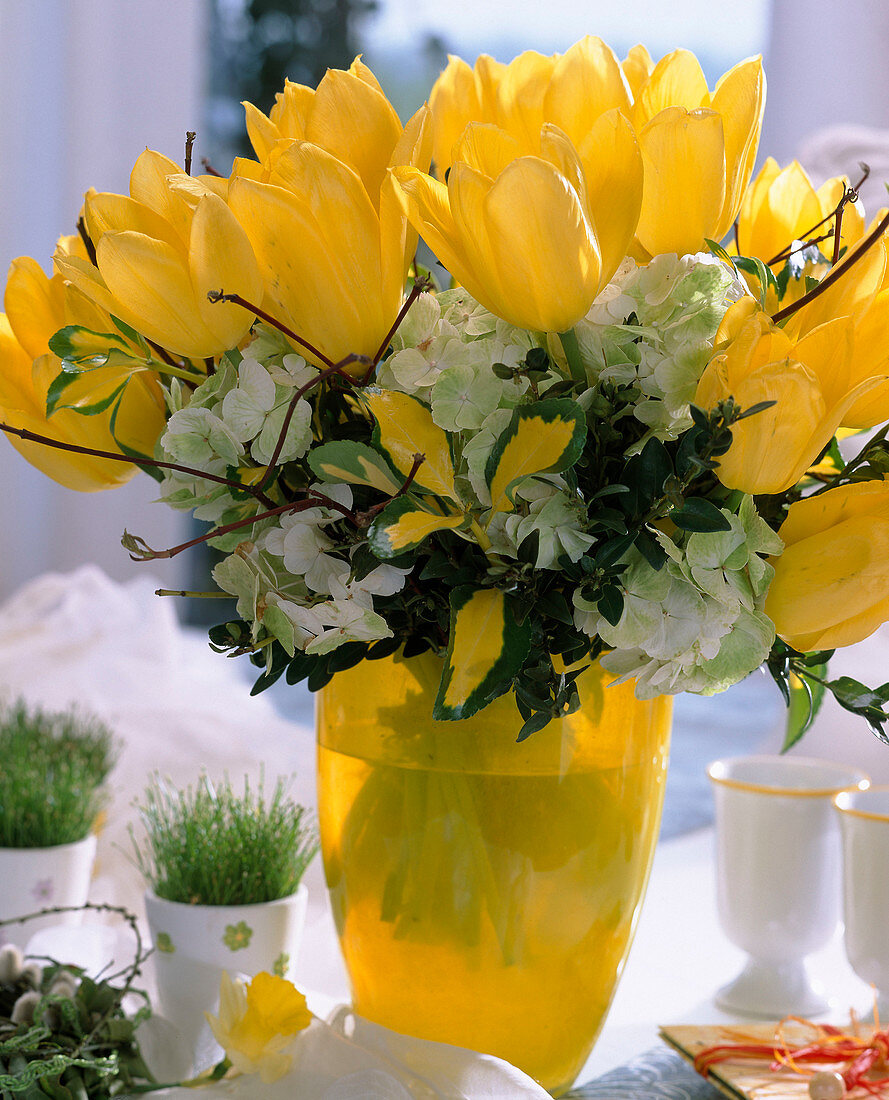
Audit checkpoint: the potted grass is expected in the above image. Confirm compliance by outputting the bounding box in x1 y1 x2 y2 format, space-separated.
0 699 115 945
131 773 318 1043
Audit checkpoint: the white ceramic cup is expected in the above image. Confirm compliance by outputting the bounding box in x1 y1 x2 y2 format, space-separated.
708 755 869 1017
144 885 308 1052
0 835 97 947
834 785 889 1019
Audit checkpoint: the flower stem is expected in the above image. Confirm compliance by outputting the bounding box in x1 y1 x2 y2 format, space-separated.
558 328 586 384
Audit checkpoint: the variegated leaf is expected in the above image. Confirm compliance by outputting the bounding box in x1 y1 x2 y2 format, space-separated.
485 398 586 515
363 389 459 501
368 497 466 558
434 587 531 720
308 440 403 494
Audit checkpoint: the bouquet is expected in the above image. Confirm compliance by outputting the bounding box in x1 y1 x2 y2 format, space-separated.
2 38 889 744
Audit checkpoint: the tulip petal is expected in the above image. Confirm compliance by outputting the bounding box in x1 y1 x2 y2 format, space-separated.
496 49 555 150
429 55 482 177
391 165 490 306
96 231 216 358
785 232 888 340
84 191 184 252
229 173 386 365
576 109 643 284
381 105 432 306
307 67 403 202
244 101 281 162
545 36 630 150
635 48 710 126
190 192 263 347
636 107 726 257
476 157 601 332
622 44 654 99
270 79 314 137
4 257 64 360
454 123 524 180
710 57 766 239
128 150 193 241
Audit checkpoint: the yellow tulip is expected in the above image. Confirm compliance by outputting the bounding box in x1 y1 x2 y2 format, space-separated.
736 158 864 267
695 297 884 494
53 150 262 361
765 478 889 652
429 37 630 177
632 51 765 257
392 110 642 334
206 971 312 1084
229 102 431 371
0 253 166 492
243 57 406 209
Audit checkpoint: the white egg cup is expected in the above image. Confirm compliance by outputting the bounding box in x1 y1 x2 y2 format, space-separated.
834 785 889 1021
708 755 869 1017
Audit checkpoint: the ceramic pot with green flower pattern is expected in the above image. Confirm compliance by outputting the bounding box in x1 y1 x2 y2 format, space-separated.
143 886 308 1051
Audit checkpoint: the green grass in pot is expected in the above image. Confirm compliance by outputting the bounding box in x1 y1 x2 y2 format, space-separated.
131 773 319 905
0 699 116 848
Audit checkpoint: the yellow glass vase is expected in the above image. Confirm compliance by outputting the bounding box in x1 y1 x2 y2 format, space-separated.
317 652 672 1095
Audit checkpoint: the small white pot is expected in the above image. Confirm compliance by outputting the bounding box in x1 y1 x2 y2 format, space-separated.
144 885 308 1050
0 835 97 946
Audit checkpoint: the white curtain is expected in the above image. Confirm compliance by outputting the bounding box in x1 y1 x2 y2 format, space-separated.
0 0 208 600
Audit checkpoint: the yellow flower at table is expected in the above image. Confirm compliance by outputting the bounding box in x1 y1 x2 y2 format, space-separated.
765 479 889 652
695 297 883 495
631 50 766 258
0 248 166 491
392 109 642 334
53 150 263 361
206 971 312 1084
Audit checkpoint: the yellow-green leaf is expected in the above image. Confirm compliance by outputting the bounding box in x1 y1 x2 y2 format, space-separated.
308 440 403 494
434 586 532 720
368 496 465 557
363 389 459 501
485 398 587 515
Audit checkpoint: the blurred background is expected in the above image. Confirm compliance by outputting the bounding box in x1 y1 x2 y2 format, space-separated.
2 0 889 781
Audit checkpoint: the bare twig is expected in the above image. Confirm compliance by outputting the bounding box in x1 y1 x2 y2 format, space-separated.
207 290 335 367
184 131 197 175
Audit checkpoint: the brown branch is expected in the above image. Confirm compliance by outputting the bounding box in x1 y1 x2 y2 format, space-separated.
362 275 434 383
146 338 184 370
201 157 223 177
767 163 870 267
125 491 357 561
207 290 334 367
0 421 276 509
256 354 369 494
184 131 197 175
356 452 426 524
76 216 98 267
772 205 889 325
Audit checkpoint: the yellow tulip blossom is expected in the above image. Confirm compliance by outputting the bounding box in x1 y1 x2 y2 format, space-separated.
0 251 166 491
765 478 889 652
243 57 407 210
429 36 630 177
392 110 642 334
695 297 884 494
736 158 864 267
205 971 312 1084
53 151 262 361
229 103 431 371
632 50 765 257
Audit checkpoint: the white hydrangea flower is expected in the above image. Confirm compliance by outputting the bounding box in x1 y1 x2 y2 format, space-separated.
162 406 244 468
220 358 312 465
502 492 596 569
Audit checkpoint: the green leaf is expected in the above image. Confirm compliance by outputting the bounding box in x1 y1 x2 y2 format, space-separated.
783 665 828 752
367 497 466 558
669 497 732 533
732 254 780 309
484 398 587 515
48 324 128 362
434 587 532 720
308 440 403 494
704 237 733 264
622 436 673 517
